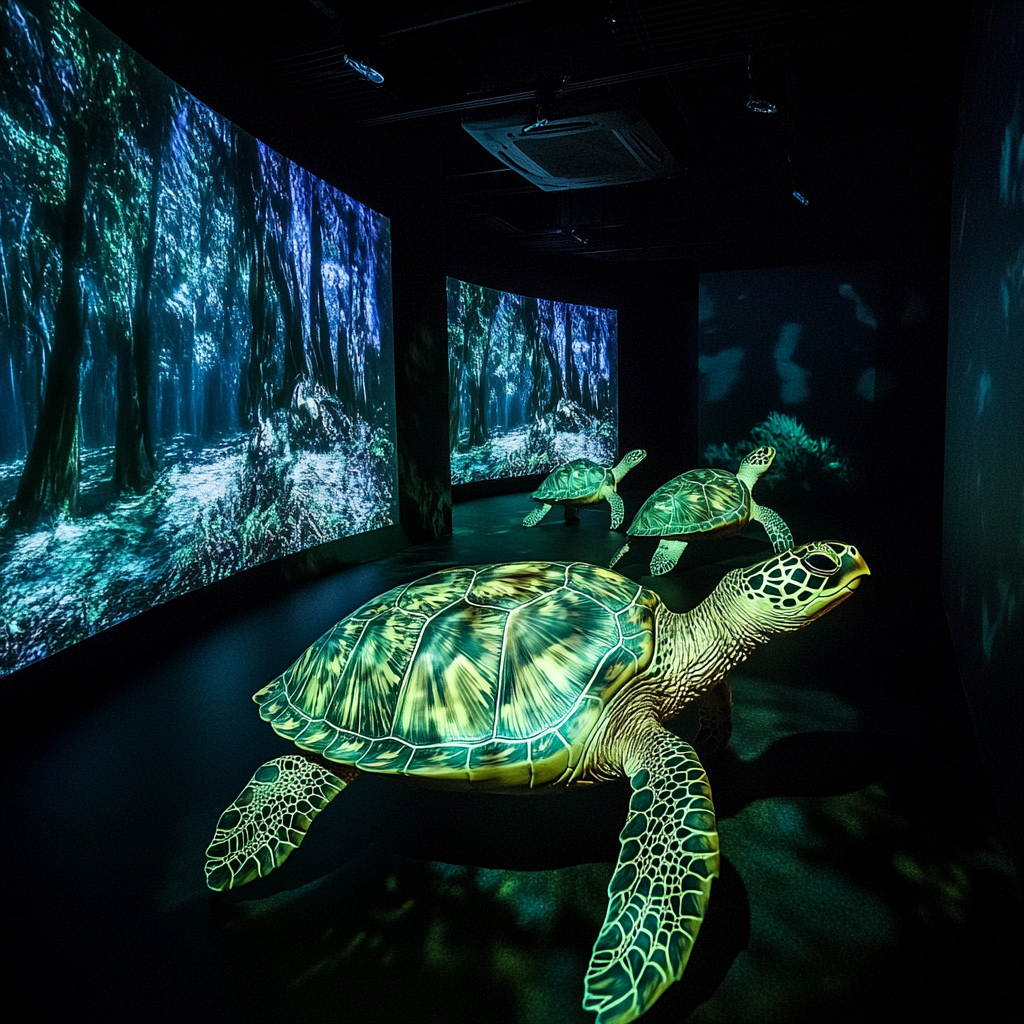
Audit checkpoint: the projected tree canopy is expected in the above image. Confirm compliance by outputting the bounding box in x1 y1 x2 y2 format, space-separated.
0 0 397 677
448 279 618 485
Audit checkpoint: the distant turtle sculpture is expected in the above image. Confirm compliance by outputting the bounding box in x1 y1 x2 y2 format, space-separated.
206 544 868 1024
611 446 793 576
523 449 647 529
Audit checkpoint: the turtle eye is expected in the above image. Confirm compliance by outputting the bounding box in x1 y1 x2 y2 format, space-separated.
803 551 840 575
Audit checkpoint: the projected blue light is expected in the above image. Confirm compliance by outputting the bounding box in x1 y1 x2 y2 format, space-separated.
792 191 810 205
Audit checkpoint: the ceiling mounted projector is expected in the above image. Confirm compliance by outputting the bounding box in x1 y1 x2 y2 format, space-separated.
463 110 681 191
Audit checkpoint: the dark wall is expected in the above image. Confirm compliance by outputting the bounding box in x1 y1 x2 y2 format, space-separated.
616 262 700 486
941 0 1023 860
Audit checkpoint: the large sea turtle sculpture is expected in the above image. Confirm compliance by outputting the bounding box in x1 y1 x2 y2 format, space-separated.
206 542 868 1024
523 449 647 529
610 446 793 576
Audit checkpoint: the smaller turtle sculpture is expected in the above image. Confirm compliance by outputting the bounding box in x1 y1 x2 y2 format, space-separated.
524 449 647 529
610 446 792 576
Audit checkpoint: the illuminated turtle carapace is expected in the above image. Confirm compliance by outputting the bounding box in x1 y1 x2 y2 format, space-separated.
611 446 793 575
206 543 868 1024
523 449 646 529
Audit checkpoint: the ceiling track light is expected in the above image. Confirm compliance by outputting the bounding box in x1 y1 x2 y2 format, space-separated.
343 53 384 84
521 117 549 135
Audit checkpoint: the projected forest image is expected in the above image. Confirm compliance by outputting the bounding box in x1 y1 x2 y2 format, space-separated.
448 279 617 485
0 0 397 677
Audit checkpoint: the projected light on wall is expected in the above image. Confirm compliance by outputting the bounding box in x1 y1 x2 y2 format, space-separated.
0 0 398 678
447 279 618 486
698 262 941 537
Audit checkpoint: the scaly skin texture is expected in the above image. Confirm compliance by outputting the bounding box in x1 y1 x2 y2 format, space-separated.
576 578 769 784
568 541 867 1023
584 723 719 1024
205 755 351 890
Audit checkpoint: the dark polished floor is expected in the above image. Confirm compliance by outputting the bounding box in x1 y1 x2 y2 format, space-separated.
2 493 1019 1022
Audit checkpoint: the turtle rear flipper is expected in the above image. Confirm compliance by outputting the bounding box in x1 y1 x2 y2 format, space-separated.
523 503 553 528
205 754 354 891
584 727 718 1024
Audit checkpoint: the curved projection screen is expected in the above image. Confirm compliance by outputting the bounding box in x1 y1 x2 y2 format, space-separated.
0 0 397 678
448 278 618 485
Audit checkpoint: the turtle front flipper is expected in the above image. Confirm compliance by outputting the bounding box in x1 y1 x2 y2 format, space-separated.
205 754 354 891
584 727 719 1024
523 503 553 528
750 504 793 552
694 680 734 752
650 539 686 575
606 492 625 530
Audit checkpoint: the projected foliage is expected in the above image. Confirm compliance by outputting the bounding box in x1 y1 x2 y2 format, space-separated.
0 0 397 677
448 279 617 485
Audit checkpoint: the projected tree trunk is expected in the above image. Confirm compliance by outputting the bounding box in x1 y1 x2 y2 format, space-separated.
114 87 167 494
563 302 581 407
266 160 305 396
467 291 499 449
522 295 543 423
7 122 88 527
309 187 335 394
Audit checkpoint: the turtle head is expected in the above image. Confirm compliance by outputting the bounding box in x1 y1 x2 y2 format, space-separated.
730 541 869 631
736 446 776 489
612 449 647 482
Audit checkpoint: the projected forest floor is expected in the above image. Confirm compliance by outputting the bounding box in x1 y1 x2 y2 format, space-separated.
448 281 617 485
0 0 397 676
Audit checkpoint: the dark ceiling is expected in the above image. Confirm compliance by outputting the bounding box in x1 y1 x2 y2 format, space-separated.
79 0 972 270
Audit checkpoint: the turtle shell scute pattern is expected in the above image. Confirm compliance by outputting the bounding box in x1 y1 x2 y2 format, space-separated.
532 459 611 502
628 468 750 538
254 561 658 788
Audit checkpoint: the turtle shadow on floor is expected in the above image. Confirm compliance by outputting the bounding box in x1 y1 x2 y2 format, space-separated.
199 729 898 1023
202 761 751 1023
700 730 899 821
205 838 750 1024
701 728 991 834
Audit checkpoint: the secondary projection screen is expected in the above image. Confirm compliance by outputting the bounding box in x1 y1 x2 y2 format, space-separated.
448 278 618 485
0 0 398 678
697 261 942 542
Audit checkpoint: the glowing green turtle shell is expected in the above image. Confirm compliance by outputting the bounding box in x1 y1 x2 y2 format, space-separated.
531 459 613 502
628 467 751 539
254 561 657 789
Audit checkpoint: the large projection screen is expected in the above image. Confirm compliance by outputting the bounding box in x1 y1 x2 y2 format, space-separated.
448 278 618 486
0 0 398 678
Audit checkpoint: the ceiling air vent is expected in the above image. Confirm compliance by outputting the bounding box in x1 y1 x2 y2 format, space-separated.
462 110 680 191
